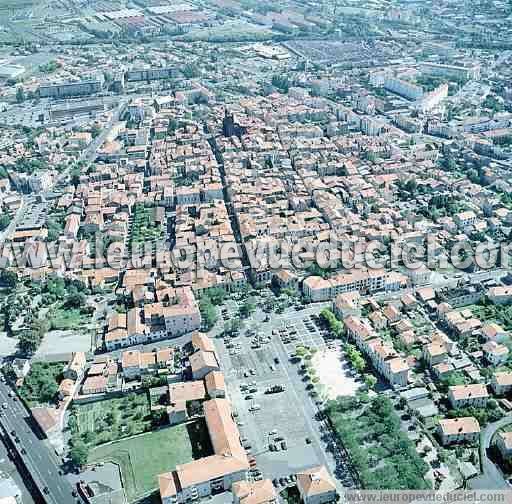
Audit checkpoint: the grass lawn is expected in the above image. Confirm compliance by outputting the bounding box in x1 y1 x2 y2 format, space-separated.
88 423 196 502
71 393 152 448
50 306 89 330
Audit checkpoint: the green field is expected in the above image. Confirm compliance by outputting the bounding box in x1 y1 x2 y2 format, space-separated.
50 307 90 330
179 21 275 42
129 204 163 251
88 424 195 502
71 394 152 448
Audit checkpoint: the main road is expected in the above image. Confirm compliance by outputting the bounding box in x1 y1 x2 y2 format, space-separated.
0 381 79 504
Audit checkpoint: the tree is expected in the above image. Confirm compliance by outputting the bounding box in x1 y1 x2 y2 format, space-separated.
152 408 168 427
0 270 17 288
167 118 179 134
90 124 102 138
271 74 290 93
207 288 226 306
18 329 41 355
16 86 25 103
319 308 344 338
199 296 217 331
0 213 10 231
183 63 200 79
239 299 256 318
1 363 17 383
364 374 377 390
69 441 88 467
353 355 366 373
65 292 86 309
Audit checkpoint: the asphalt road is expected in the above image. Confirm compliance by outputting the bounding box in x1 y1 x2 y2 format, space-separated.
0 381 79 504
80 99 127 163
470 414 512 490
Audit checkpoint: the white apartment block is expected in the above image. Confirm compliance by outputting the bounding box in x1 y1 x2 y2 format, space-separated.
384 76 424 101
420 62 480 81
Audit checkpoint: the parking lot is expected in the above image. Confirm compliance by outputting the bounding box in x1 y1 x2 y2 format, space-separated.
213 299 352 492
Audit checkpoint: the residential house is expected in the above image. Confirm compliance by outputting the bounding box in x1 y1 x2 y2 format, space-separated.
167 381 206 425
383 304 400 324
333 292 361 319
369 311 386 330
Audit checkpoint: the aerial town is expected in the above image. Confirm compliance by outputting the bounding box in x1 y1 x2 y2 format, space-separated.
1 1 512 504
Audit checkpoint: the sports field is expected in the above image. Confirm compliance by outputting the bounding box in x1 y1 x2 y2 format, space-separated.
88 424 194 502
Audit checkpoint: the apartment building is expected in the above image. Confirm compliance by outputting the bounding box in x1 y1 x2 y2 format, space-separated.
39 77 104 98
487 286 512 305
159 398 249 503
384 75 423 101
448 384 489 409
361 116 384 136
454 210 477 230
416 84 449 113
205 371 226 399
420 62 480 81
303 269 399 302
190 350 220 380
437 417 480 445
162 287 202 337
